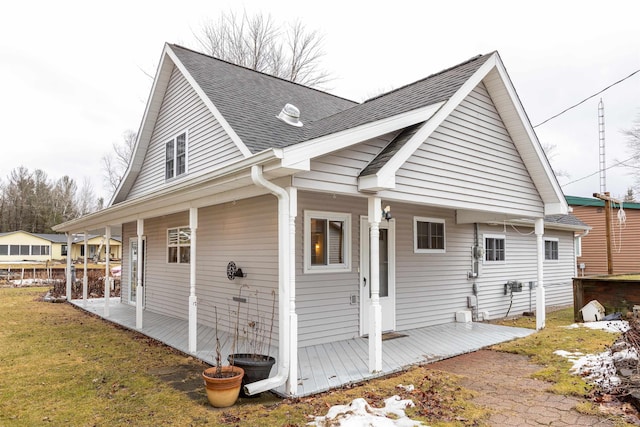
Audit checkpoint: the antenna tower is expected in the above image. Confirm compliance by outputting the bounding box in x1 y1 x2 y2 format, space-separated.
598 98 606 193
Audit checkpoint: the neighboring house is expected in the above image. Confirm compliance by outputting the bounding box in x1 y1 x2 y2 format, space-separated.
69 234 123 261
0 231 122 262
54 44 582 397
567 195 640 275
0 231 65 262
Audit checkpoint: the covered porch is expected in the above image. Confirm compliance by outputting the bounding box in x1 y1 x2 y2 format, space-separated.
70 298 534 398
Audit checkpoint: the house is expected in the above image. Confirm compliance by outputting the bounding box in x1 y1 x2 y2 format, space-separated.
0 231 66 262
68 234 123 261
567 195 640 275
54 44 582 397
0 230 122 263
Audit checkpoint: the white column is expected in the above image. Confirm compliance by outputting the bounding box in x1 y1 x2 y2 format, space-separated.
535 218 545 330
287 187 298 395
83 232 88 307
136 219 144 329
104 226 111 317
367 197 382 372
66 233 73 301
188 208 198 353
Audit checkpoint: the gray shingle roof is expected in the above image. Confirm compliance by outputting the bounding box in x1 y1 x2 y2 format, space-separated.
544 214 590 229
359 122 425 177
170 45 492 154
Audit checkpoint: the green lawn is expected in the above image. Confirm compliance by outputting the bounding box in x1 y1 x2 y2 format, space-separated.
0 287 624 426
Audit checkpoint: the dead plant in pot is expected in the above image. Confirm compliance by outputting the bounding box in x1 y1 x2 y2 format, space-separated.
227 287 276 396
202 306 244 408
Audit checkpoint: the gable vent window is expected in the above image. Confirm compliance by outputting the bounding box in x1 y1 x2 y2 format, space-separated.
165 132 187 180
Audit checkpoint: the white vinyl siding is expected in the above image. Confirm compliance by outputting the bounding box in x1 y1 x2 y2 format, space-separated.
293 134 396 194
296 192 364 346
126 67 244 200
390 83 544 217
121 196 280 339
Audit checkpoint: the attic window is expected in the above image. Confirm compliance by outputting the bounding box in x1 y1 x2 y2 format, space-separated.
165 132 187 180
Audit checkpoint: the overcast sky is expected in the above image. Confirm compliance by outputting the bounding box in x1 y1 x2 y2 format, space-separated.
2 0 639 204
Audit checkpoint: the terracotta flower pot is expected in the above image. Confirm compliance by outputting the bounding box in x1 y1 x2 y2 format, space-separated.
202 365 245 408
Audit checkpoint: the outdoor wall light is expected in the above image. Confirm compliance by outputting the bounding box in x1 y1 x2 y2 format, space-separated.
382 205 392 221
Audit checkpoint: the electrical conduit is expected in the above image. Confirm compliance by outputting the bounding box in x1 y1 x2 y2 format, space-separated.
245 165 293 396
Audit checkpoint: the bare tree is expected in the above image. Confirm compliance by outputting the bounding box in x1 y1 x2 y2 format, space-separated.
76 178 98 216
623 115 640 193
194 11 332 88
103 130 136 197
541 142 569 179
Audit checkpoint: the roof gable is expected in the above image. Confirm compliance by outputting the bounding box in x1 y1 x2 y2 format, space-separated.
358 52 567 216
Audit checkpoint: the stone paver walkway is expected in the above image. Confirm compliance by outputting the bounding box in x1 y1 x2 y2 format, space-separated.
428 350 617 426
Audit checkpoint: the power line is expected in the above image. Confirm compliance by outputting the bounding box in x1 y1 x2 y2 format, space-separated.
533 68 640 128
561 155 638 187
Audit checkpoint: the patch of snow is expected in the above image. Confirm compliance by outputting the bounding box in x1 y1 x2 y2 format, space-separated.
396 384 415 392
554 348 640 391
309 395 427 427
565 321 629 333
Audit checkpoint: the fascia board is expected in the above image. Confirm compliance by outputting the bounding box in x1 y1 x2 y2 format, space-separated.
110 44 174 206
374 54 500 186
165 46 252 158
53 149 281 233
280 102 445 168
490 56 568 215
357 174 395 192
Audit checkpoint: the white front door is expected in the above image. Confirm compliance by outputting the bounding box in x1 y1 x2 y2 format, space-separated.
360 217 396 335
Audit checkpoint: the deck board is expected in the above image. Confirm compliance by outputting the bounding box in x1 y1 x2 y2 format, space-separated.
71 298 534 397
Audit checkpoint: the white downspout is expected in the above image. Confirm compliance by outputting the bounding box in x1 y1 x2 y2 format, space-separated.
245 165 295 396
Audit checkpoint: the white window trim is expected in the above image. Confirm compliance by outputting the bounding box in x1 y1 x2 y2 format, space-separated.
413 216 446 254
165 130 189 182
483 233 506 264
544 237 559 261
167 225 191 264
304 210 351 274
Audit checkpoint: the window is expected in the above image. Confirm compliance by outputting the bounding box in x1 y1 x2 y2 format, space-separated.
304 210 351 273
484 235 505 262
167 226 191 264
0 245 7 255
414 217 445 253
545 239 559 260
10 245 19 255
61 245 68 256
165 132 187 180
19 245 29 255
30 245 49 256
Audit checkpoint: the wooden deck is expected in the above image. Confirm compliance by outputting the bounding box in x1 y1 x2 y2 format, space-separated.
71 298 534 397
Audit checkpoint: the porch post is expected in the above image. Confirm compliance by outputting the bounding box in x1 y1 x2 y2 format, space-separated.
367 197 383 372
104 226 111 317
66 232 73 301
535 218 545 330
188 207 198 353
287 187 298 395
136 219 144 329
83 231 88 307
